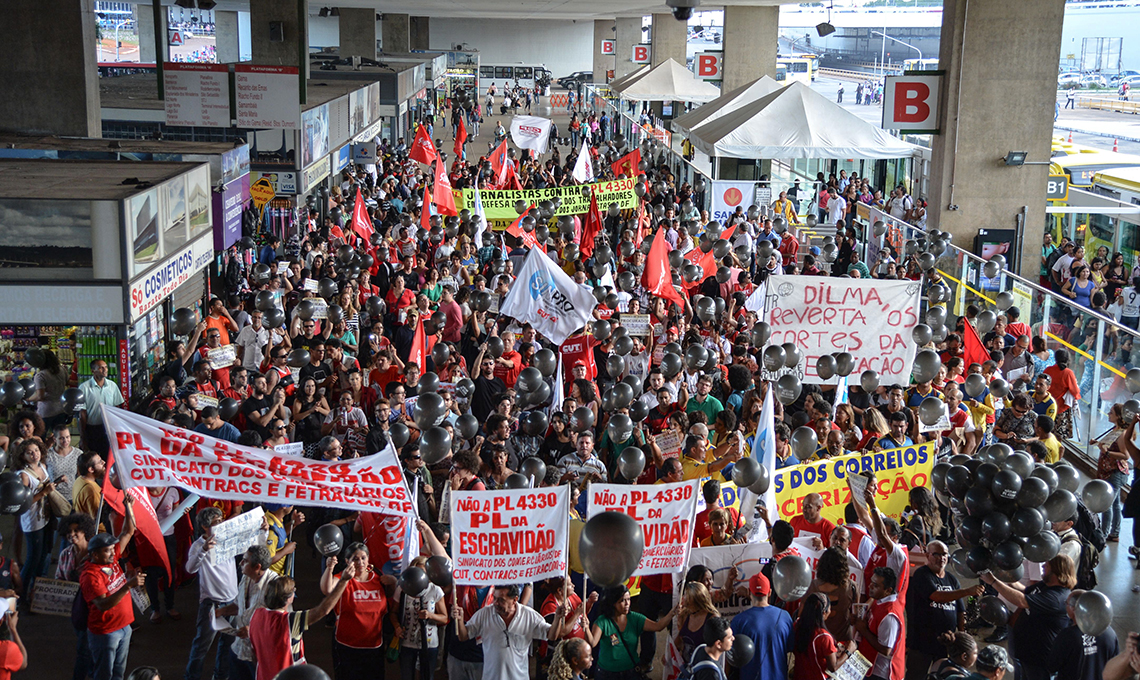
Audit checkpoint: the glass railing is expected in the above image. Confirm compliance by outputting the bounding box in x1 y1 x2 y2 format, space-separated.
858 204 1140 460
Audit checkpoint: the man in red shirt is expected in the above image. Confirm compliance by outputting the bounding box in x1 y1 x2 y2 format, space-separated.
80 494 141 680
855 567 906 680
788 493 836 549
493 331 524 388
692 480 742 546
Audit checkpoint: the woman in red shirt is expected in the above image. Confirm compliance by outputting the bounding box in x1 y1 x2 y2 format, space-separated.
319 543 396 680
792 593 853 680
1043 348 1080 439
250 566 355 680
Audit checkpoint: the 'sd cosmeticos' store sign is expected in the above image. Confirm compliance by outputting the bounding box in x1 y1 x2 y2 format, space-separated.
128 234 214 320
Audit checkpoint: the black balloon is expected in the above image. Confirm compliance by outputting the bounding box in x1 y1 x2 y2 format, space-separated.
981 511 1012 544
400 566 430 597
974 462 1000 490
425 555 453 587
389 422 411 449
991 469 1023 502
578 512 644 588
273 664 332 680
979 596 1010 626
957 516 984 547
945 465 973 499
991 540 1024 570
1011 507 1046 537
965 546 992 573
1017 476 1050 508
726 634 755 668
218 397 240 421
964 486 994 517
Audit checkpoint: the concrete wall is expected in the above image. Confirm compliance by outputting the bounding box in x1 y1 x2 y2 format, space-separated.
928 0 1065 277
614 17 643 80
382 13 410 54
410 16 430 51
338 8 377 59
428 18 593 80
250 0 307 72
135 3 167 64
215 11 241 63
5 0 100 136
721 6 778 91
593 19 616 84
650 13 686 68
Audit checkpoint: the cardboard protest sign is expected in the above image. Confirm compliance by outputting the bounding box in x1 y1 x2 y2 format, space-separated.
450 486 569 585
587 481 699 576
763 276 921 384
209 507 266 565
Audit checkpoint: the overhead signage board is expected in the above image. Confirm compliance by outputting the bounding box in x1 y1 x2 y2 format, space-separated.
164 63 231 128
235 64 301 129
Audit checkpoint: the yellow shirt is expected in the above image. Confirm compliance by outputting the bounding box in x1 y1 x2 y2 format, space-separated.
72 476 101 519
266 512 289 575
1041 434 1061 464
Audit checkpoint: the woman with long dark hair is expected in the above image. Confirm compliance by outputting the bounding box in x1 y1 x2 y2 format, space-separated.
30 349 68 429
585 585 676 680
792 593 853 680
1044 349 1080 439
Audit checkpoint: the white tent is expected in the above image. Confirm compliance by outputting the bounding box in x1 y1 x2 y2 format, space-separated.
607 65 651 93
617 59 721 103
671 76 782 136
689 81 920 159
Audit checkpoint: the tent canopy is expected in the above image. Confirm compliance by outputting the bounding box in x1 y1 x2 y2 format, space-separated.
616 59 721 103
607 65 651 93
689 81 920 159
671 76 782 136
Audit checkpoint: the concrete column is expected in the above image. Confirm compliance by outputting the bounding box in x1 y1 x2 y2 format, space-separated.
927 0 1065 276
614 16 642 80
650 13 686 68
250 0 308 81
338 8 377 59
592 19 616 84
410 16 429 51
215 10 241 63
4 0 100 136
135 3 168 64
382 13 410 54
721 6 778 91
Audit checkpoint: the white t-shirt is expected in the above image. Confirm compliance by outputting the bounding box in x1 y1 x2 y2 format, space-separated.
1052 253 1076 282
1122 286 1140 318
237 325 270 371
827 196 847 225
886 195 912 220
464 604 550 680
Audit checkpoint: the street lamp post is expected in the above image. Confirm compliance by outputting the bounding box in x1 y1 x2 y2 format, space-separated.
871 30 923 73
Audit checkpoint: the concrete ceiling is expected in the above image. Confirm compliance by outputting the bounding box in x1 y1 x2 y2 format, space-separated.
203 0 792 20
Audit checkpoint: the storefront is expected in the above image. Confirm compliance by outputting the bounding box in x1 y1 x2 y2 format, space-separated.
0 159 215 407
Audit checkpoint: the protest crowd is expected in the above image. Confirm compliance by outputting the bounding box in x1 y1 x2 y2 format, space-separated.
3 90 1140 680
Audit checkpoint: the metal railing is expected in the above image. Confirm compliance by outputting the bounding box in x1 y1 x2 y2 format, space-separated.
847 204 1140 460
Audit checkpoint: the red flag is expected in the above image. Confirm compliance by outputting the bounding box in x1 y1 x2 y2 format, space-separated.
489 139 508 178
421 184 434 232
685 224 738 285
409 314 428 370
643 228 686 310
612 149 641 178
409 124 438 166
504 164 523 190
433 162 458 216
579 191 603 260
962 319 989 368
506 206 547 253
453 116 468 158
329 224 345 241
103 450 172 581
351 187 374 240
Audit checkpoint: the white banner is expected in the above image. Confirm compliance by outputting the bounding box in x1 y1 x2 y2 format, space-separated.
499 248 598 345
103 408 415 516
709 181 755 224
687 543 773 621
764 275 921 384
450 486 570 586
509 115 554 154
587 481 699 576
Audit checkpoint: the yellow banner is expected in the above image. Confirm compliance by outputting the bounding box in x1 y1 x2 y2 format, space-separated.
452 177 639 223
773 442 936 524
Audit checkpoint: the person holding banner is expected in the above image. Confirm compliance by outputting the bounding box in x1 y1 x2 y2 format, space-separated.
318 543 397 680
183 507 237 680
80 494 140 680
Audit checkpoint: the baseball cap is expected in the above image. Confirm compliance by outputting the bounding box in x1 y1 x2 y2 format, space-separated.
88 533 117 552
748 572 771 596
809 246 821 256
573 360 587 368
262 503 286 512
975 646 1014 673
667 326 680 335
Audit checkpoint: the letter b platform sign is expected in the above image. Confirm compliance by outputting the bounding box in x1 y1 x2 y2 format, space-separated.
882 74 942 134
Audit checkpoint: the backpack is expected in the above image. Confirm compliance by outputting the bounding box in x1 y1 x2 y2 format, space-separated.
678 646 726 680
1063 532 1100 590
1074 498 1107 553
1045 247 1065 276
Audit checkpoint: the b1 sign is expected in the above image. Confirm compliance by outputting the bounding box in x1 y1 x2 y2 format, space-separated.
632 44 651 64
882 74 942 133
694 52 723 81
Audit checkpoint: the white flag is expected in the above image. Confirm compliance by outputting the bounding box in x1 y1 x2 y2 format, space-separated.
550 352 565 412
738 387 778 542
744 279 768 317
572 138 594 183
499 248 598 345
472 180 488 249
509 115 554 154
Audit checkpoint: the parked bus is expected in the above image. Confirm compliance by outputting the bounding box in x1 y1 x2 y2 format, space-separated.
902 58 941 72
478 64 552 95
1051 151 1140 188
775 57 814 86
